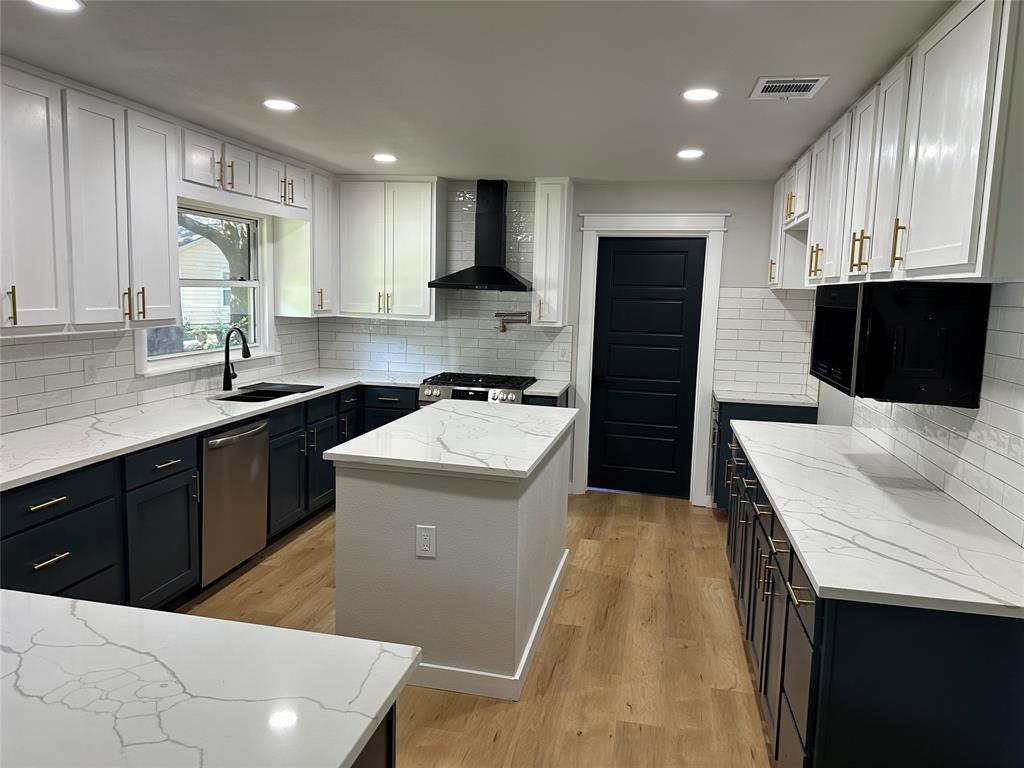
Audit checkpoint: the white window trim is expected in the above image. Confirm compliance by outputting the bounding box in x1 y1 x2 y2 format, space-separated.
134 211 278 377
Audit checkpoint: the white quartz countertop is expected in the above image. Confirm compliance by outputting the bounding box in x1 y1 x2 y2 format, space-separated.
731 421 1024 619
0 367 571 492
713 388 817 407
324 399 577 480
526 379 571 398
0 590 420 768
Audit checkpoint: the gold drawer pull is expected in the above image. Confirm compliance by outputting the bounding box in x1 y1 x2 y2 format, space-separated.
727 442 738 450
376 396 401 403
136 286 147 319
154 458 182 470
890 216 906 267
377 291 383 312
192 472 200 503
33 551 70 571
764 564 777 598
301 431 308 456
6 284 17 326
786 581 816 607
29 496 68 512
742 477 757 489
228 161 236 189
309 429 317 451
733 458 747 466
769 537 790 554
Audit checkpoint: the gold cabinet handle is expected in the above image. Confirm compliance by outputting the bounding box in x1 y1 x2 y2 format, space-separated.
890 216 906 268
763 563 777 598
768 259 776 282
808 244 823 277
122 289 133 320
377 291 382 312
29 496 67 513
726 442 738 450
6 284 17 326
537 296 542 319
228 161 236 189
136 286 147 319
301 430 308 456
33 551 70 571
280 177 287 202
154 458 182 470
309 428 316 451
288 178 295 203
377 396 401 402
757 553 768 592
786 581 816 607
857 228 870 269
849 231 860 271
387 292 392 312
741 477 757 489
769 537 790 554
752 501 771 516
192 471 200 503
216 158 224 187
317 287 324 310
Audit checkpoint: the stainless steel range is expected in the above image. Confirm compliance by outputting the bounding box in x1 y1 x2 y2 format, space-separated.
418 372 537 405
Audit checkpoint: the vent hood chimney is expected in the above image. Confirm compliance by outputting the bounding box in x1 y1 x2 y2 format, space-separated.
428 180 532 292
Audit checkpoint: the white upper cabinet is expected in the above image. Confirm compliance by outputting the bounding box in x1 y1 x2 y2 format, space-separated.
65 91 130 325
767 177 786 288
867 57 912 275
532 178 573 327
222 143 256 196
844 86 880 276
182 129 221 188
337 179 442 320
899 0 1002 277
0 68 70 328
805 133 831 284
256 154 287 204
126 110 180 324
821 112 852 281
284 164 310 209
311 174 335 312
274 173 335 318
782 150 811 227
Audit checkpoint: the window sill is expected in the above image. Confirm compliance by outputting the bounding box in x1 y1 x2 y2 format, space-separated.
138 348 279 378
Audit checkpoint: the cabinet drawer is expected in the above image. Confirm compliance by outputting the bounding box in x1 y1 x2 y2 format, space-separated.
306 393 338 423
363 407 410 432
338 388 360 410
789 555 818 633
124 436 196 490
1 460 119 537
57 564 125 605
1 497 121 596
269 404 305 437
782 605 816 745
363 386 417 410
777 692 808 768
523 395 557 407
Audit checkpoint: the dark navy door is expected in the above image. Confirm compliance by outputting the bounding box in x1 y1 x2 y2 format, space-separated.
588 237 705 497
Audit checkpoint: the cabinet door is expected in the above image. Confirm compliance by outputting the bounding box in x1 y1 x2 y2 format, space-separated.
256 154 286 203
532 178 572 326
339 408 360 441
822 112 852 280
307 415 338 511
223 143 256 196
747 516 771 684
181 129 221 188
763 550 789 752
124 470 199 609
385 181 432 317
789 150 812 221
285 164 311 209
126 110 180 323
867 57 913 275
363 407 410 433
767 177 786 287
900 0 1001 275
65 91 129 325
338 182 386 314
269 428 308 536
311 173 335 312
805 133 831 284
845 87 879 276
0 68 69 328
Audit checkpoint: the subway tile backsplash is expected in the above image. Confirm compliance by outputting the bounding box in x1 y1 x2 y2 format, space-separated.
853 282 1024 546
713 287 817 397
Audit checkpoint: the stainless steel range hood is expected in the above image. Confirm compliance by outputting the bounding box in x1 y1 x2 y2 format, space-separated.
428 179 531 292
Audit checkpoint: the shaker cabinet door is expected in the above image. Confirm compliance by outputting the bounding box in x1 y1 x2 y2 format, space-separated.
269 428 308 537
222 143 256 196
385 181 432 318
181 129 222 188
256 154 286 204
338 182 387 315
844 86 879 276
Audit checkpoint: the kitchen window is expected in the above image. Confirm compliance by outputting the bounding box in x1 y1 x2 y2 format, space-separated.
140 208 270 373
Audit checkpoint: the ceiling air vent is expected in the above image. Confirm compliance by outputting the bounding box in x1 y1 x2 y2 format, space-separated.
750 75 829 100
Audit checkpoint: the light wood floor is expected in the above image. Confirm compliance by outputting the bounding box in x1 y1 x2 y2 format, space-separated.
181 492 771 768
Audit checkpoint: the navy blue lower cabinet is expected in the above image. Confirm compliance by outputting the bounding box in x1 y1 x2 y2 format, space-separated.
57 565 125 603
339 407 359 442
124 470 199 609
268 428 309 537
522 390 569 407
307 414 338 512
363 407 409 432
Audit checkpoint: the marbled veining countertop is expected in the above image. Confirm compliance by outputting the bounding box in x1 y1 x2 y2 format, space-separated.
526 379 571 398
324 399 578 480
0 590 420 768
0 368 571 491
713 388 817 407
731 421 1024 619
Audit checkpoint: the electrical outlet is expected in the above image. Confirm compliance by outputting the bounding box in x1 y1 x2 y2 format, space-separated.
415 525 436 558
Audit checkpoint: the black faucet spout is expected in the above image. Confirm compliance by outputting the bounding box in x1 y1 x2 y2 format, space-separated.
222 326 252 391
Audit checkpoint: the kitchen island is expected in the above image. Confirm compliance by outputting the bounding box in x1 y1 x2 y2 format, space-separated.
324 399 577 700
0 590 420 768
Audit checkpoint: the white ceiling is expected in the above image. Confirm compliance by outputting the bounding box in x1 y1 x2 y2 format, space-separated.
0 0 950 181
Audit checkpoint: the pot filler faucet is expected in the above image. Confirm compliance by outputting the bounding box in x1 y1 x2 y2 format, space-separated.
222 326 252 391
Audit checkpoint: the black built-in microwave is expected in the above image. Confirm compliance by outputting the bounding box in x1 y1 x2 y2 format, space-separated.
810 282 990 407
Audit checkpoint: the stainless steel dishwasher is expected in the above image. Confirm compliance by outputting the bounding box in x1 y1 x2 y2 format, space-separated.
202 420 268 586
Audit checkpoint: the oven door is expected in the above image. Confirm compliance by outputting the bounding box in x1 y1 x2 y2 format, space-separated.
810 284 861 395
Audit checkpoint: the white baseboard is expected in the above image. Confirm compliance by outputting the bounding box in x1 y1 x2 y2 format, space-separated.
409 547 569 701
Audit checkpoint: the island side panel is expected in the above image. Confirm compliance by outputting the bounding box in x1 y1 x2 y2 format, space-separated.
514 432 571 664
334 466 520 677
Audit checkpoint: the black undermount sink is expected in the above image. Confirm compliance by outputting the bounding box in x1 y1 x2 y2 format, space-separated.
217 382 324 403
218 390 292 403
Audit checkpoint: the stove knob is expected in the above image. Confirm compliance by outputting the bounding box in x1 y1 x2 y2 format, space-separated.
500 393 508 402
431 388 439 397
490 391 499 401
508 393 516 402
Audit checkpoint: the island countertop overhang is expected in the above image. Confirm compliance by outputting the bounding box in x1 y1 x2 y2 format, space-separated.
323 400 578 480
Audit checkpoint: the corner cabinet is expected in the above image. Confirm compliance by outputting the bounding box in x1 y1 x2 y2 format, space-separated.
337 178 445 321
532 177 573 327
274 172 336 317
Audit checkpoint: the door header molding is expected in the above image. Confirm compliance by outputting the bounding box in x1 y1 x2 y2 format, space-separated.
579 212 730 233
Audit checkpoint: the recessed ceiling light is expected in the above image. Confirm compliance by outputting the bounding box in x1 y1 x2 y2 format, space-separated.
28 0 83 11
262 99 298 112
682 88 719 102
676 148 705 160
373 153 398 163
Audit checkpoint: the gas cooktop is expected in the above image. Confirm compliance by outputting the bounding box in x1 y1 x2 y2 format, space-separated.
419 372 537 405
423 372 537 389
